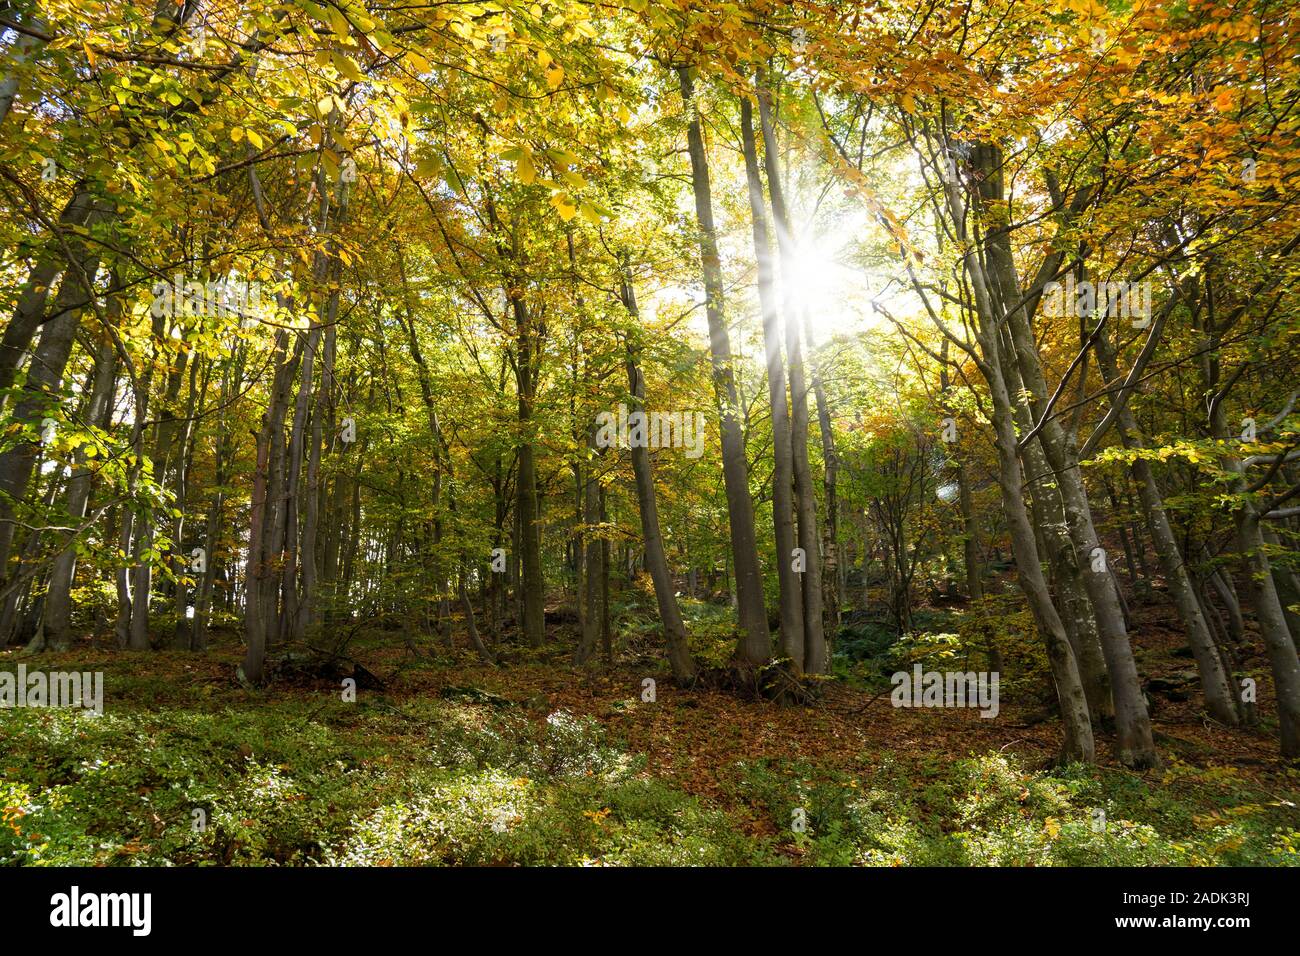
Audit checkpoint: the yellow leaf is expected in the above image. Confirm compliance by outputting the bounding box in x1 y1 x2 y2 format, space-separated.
335 54 364 83
245 129 264 150
546 64 564 90
550 192 576 220
328 7 351 38
517 151 536 184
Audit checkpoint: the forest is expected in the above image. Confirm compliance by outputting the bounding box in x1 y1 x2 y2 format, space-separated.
1 0 1299 872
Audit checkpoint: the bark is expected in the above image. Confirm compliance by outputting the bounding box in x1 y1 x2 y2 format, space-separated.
1197 272 1300 754
43 329 118 649
678 66 771 665
600 483 612 665
513 290 546 647
574 424 603 665
242 330 295 682
126 335 189 651
620 276 696 682
809 356 841 638
458 572 495 664
300 184 351 638
279 320 321 643
192 347 244 650
1261 525 1300 646
741 93 804 671
1205 558 1247 645
931 141 1094 760
0 231 102 578
979 313 1096 762
1091 322 1240 724
996 319 1113 720
1237 507 1300 755
2 475 60 647
0 191 100 405
168 356 204 648
756 78 827 673
970 143 1154 766
940 343 1003 674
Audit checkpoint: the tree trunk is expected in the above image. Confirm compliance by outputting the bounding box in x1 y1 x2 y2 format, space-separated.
1091 323 1240 724
756 78 827 673
43 330 118 649
970 144 1154 767
678 66 771 666
620 277 696 682
741 93 804 671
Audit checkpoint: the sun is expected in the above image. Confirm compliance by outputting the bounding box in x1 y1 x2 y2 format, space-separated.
782 240 871 344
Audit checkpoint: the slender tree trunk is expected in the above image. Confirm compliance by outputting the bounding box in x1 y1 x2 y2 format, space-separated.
969 144 1154 766
0 239 101 576
0 191 100 405
619 278 696 681
242 331 295 682
934 149 1094 759
996 319 1113 720
678 66 770 666
600 483 612 665
510 285 546 648
1091 324 1240 724
1261 525 1300 646
741 94 804 671
756 78 826 673
575 424 603 665
458 571 495 664
979 314 1096 762
43 330 118 649
127 340 189 651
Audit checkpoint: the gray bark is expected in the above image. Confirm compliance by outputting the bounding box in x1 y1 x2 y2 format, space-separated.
741 94 804 671
678 66 771 665
42 330 117 649
1091 321 1240 724
620 277 696 682
756 79 827 673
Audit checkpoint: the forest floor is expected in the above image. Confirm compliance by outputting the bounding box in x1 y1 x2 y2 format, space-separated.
2 601 1299 866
